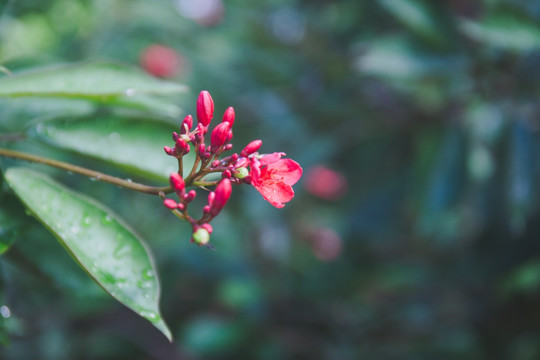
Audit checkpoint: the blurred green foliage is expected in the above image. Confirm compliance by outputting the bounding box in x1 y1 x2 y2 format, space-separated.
2 0 540 359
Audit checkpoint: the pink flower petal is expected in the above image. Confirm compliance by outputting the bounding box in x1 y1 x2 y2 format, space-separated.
266 159 303 185
259 152 286 166
253 181 294 208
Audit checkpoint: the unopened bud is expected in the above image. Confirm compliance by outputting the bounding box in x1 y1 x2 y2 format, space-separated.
212 160 220 167
211 122 231 151
234 157 249 168
222 170 232 179
163 198 178 209
201 223 213 234
196 90 214 127
208 191 215 206
181 115 193 134
203 205 210 214
223 144 233 152
177 203 185 211
169 173 185 193
175 139 190 155
210 178 232 216
192 228 210 246
226 130 233 142
222 106 235 126
198 144 206 156
241 140 262 157
196 123 208 137
184 189 197 202
234 167 249 179
172 132 179 141
164 146 174 156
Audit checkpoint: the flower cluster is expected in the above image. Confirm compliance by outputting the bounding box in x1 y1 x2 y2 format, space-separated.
161 90 302 246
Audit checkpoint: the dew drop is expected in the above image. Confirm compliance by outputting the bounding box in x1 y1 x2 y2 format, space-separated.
125 88 136 97
0 305 11 319
113 244 131 259
137 280 153 289
139 310 160 323
82 216 93 227
102 215 113 224
70 225 81 234
142 268 154 280
108 132 121 144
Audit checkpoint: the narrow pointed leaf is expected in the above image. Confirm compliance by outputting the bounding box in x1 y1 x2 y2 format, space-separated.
4 167 172 341
0 61 187 99
31 116 194 181
459 12 540 52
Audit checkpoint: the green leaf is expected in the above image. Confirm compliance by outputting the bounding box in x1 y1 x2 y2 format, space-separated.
0 194 27 255
459 12 540 52
12 224 107 299
4 167 172 341
31 116 194 181
378 0 444 43
0 61 187 99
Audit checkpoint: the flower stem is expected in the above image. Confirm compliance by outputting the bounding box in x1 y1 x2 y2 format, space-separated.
0 148 173 195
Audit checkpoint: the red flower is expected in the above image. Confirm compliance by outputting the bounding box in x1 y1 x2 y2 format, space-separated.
250 154 302 208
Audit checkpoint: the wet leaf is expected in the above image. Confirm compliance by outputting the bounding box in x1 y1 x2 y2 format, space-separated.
4 167 172 341
460 11 540 52
31 116 194 181
378 0 445 43
0 194 27 255
0 61 187 99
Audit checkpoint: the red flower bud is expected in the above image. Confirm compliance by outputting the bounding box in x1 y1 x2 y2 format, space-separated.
163 198 178 209
223 143 233 152
222 106 235 126
226 130 233 142
140 44 181 79
177 203 185 211
172 132 179 141
210 178 232 216
208 191 215 206
241 140 262 157
164 146 174 156
234 157 249 168
198 144 206 156
169 173 185 193
196 123 208 137
196 90 214 127
211 122 230 151
203 205 211 214
184 189 197 202
181 114 193 134
175 139 190 155
222 170 232 179
201 223 213 234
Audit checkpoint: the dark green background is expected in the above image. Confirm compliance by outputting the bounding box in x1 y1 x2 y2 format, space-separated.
2 0 540 359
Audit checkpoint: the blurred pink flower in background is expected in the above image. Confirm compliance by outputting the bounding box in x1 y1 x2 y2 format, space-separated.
304 165 348 200
302 227 342 262
140 44 183 78
173 0 224 27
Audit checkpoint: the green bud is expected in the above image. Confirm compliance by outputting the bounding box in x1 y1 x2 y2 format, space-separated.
234 167 249 179
192 228 210 246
